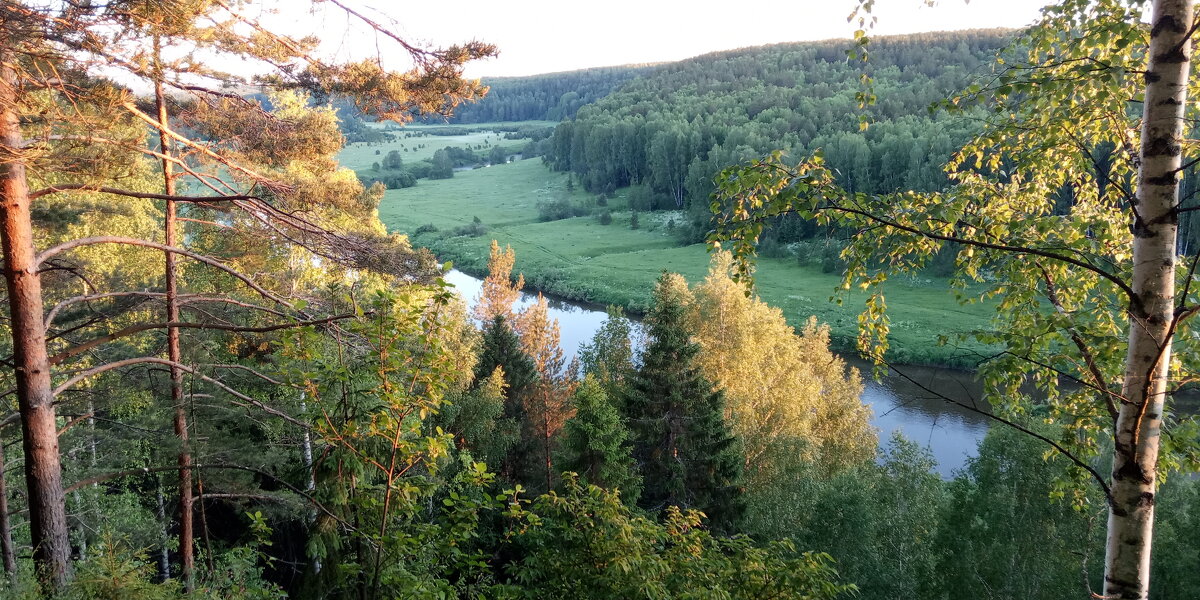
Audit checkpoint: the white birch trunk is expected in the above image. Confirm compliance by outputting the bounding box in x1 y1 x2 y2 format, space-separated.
1104 1 1193 597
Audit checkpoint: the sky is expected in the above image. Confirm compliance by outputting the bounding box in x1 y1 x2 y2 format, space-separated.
288 0 1055 78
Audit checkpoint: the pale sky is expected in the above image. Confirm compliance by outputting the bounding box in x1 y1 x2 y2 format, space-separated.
286 0 1054 78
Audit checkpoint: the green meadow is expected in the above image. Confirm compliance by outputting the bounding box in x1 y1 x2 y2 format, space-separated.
339 121 552 170
372 157 996 367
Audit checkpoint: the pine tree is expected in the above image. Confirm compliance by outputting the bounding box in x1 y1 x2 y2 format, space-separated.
439 368 518 468
473 241 524 324
556 376 640 504
623 273 744 533
514 295 576 494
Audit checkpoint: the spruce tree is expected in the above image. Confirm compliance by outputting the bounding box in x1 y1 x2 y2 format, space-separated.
623 273 744 533
474 315 538 483
556 376 641 504
475 316 538 404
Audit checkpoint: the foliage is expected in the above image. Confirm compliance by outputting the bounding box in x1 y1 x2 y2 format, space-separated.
416 67 647 124
544 30 1014 238
440 368 520 468
554 377 641 502
577 306 636 393
59 534 183 600
686 252 875 484
513 295 577 493
382 158 995 367
711 3 1200 595
936 427 1104 600
536 197 590 221
474 241 525 323
622 274 744 533
500 475 855 600
744 435 942 600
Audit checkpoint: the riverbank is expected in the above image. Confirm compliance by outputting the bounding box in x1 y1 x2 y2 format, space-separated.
377 157 996 368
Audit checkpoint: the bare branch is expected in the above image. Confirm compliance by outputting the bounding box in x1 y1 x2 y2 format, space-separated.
35 237 298 312
881 358 1113 502
50 357 309 430
48 313 355 365
28 184 261 203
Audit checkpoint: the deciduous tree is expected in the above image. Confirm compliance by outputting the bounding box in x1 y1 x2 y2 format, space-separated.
712 0 1200 595
687 252 874 483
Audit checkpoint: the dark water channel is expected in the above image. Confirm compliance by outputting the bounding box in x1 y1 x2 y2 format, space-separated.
444 269 992 476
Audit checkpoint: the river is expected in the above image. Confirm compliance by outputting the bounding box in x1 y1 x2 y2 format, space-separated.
443 269 992 476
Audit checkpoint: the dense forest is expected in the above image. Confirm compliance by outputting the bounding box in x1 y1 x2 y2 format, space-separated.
540 30 1012 240
0 1 1197 600
420 66 650 124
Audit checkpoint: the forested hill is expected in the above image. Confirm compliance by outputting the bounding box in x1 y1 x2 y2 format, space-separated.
423 65 653 123
542 29 1017 236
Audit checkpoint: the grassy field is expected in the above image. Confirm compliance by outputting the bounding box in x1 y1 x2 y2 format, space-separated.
374 157 996 367
339 121 553 170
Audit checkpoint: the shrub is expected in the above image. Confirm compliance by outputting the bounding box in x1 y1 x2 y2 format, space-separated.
820 241 845 273
414 223 439 235
757 237 791 259
630 211 639 230
537 197 589 221
598 211 613 225
450 217 487 237
373 170 416 189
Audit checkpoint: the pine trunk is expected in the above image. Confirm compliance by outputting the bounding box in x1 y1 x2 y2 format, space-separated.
154 73 194 591
1105 0 1193 597
0 47 71 589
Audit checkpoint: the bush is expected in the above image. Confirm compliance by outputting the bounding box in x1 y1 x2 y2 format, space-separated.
820 242 845 274
414 223 439 235
488 145 509 165
596 195 609 207
451 216 484 234
598 210 613 226
370 170 416 189
537 197 590 221
630 211 639 230
628 184 669 211
757 237 791 259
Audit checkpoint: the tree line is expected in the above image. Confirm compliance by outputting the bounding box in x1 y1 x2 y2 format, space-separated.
417 66 649 125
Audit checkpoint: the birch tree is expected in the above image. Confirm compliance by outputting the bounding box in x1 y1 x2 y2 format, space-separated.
711 0 1199 597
